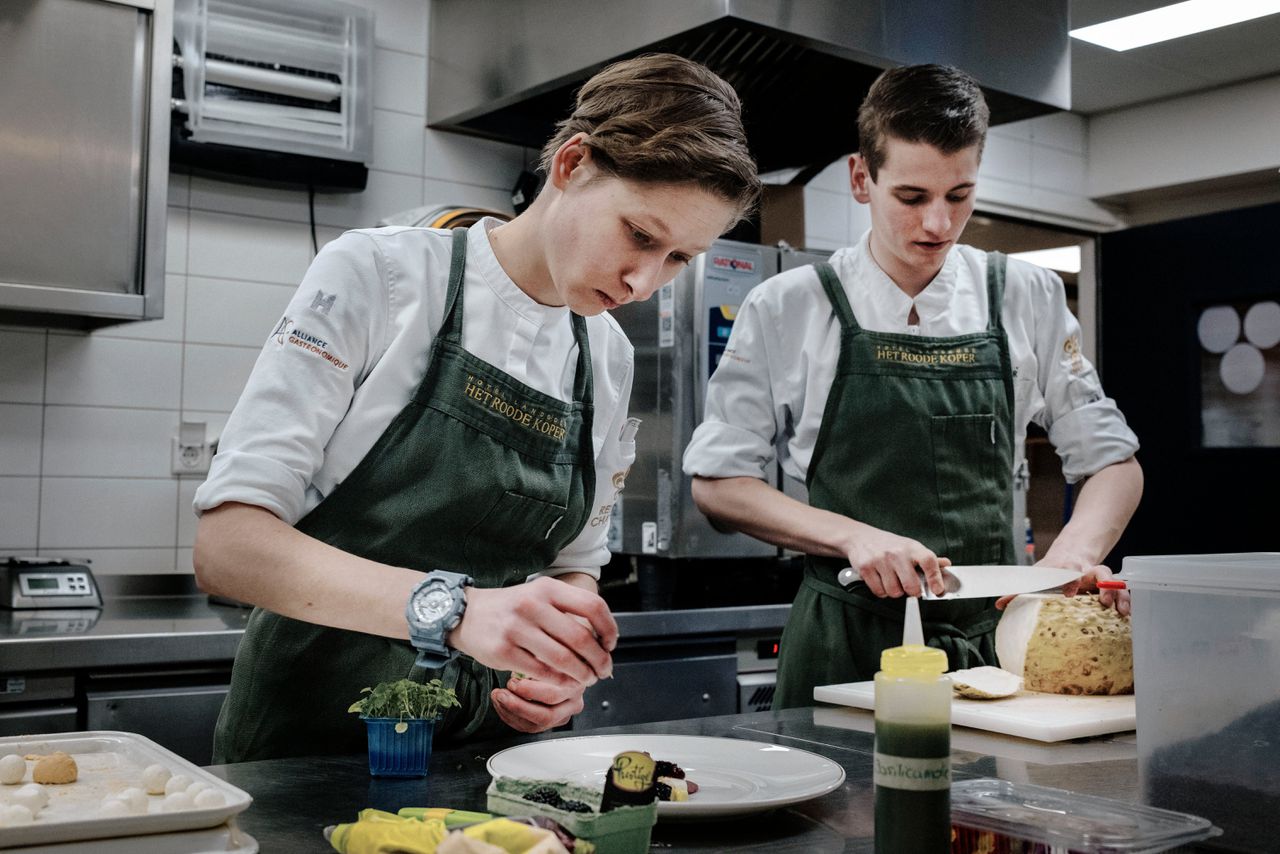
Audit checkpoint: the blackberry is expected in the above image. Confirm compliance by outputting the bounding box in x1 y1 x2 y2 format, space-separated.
654 781 673 801
522 786 564 807
654 760 685 779
558 799 593 813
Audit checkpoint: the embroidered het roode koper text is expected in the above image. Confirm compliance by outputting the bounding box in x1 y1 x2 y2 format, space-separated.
875 345 978 366
463 375 568 440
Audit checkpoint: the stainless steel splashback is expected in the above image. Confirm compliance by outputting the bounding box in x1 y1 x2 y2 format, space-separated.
610 239 828 559
428 0 1070 173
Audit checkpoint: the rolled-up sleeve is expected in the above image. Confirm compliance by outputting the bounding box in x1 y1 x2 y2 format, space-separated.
683 290 780 481
193 231 386 523
1027 266 1140 482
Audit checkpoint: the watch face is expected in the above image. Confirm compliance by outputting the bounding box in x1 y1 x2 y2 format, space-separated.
412 584 453 625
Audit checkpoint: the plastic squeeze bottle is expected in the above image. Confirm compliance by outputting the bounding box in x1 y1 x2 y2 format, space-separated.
873 644 951 853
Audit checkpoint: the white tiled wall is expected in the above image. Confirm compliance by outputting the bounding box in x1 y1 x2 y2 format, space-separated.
1 4 1125 574
796 110 1120 252
0 0 525 574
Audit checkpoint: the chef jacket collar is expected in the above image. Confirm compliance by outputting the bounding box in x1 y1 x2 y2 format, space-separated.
852 230 959 330
470 218 571 328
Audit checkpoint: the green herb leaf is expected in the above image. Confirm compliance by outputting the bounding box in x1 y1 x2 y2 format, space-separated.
348 678 461 721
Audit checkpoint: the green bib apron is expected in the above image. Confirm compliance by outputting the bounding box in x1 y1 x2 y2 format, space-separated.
213 228 596 762
774 254 1015 709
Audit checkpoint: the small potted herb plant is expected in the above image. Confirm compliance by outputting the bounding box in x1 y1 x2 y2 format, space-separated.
348 678 460 778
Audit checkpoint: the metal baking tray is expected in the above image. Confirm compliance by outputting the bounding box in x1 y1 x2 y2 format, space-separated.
0 731 251 849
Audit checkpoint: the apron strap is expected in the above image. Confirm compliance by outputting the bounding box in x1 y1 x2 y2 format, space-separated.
438 227 470 343
815 262 860 332
569 314 593 402
568 311 595 529
985 251 1007 333
985 250 1017 422
439 224 594 408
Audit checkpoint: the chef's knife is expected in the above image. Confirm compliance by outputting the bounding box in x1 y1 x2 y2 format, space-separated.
836 564 1082 600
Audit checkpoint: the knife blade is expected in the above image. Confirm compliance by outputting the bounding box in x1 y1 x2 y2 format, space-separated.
835 564 1082 600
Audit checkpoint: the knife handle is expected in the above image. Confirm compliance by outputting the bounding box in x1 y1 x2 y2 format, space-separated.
1097 580 1127 590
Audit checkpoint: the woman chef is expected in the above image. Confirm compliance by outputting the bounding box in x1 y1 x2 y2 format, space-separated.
683 64 1142 708
193 54 760 762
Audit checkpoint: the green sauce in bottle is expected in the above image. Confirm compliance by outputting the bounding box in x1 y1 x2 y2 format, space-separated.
873 645 951 854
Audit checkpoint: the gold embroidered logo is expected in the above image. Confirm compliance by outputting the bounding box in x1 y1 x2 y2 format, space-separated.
463 375 569 440
1063 334 1085 374
874 345 978 366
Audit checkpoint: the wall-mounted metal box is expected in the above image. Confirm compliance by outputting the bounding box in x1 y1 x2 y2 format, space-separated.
0 0 172 327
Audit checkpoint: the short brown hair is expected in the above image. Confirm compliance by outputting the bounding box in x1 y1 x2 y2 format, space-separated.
540 53 760 224
857 64 990 181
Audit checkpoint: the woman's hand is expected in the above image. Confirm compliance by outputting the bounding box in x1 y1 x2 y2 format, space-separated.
844 523 950 598
449 577 617 691
491 677 587 733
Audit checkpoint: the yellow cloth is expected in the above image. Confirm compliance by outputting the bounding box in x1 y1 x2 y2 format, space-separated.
328 810 566 854
439 818 567 854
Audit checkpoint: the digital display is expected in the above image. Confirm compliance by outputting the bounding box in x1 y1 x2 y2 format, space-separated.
26 577 60 590
707 307 737 379
756 638 780 660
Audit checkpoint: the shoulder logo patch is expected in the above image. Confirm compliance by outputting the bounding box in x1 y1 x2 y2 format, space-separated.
310 290 336 315
269 316 348 371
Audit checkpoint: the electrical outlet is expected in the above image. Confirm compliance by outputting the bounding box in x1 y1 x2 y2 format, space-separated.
171 437 211 475
171 421 212 476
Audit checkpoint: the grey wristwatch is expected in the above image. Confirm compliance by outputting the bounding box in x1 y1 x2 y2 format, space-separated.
405 570 473 670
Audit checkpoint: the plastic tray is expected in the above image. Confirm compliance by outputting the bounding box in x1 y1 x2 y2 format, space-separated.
0 731 252 849
950 778 1221 853
486 777 656 854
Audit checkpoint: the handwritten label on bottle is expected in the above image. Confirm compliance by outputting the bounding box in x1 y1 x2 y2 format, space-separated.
873 752 950 791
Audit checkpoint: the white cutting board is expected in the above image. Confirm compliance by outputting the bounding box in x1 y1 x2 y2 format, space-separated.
813 681 1135 742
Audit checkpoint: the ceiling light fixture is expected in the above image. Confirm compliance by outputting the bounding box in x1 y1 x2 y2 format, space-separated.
1009 246 1082 274
1069 0 1280 51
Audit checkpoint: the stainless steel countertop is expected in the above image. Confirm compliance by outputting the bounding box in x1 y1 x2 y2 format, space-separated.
205 707 1228 854
0 596 790 672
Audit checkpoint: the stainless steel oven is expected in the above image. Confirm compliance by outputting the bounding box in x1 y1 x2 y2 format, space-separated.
608 239 829 560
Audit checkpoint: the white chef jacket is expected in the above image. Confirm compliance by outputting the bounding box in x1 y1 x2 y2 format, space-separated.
683 231 1138 488
194 219 636 579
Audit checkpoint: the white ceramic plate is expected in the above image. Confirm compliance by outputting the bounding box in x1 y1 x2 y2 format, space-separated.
486 734 846 819
0 731 252 849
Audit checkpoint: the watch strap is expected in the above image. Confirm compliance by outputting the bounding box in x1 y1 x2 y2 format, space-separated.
406 570 473 669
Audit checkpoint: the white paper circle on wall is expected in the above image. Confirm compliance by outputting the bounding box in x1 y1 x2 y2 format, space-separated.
1220 343 1265 394
1198 306 1240 353
1243 301 1280 349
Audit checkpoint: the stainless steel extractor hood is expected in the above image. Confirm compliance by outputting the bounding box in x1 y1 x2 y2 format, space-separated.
428 0 1070 174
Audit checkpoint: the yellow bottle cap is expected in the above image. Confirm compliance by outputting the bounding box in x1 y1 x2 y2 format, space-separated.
880 644 947 676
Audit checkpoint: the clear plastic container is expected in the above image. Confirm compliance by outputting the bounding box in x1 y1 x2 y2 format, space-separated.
1124 552 1280 852
950 778 1221 853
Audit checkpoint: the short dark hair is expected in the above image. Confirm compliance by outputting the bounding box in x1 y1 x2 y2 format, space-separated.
540 53 761 224
857 64 990 181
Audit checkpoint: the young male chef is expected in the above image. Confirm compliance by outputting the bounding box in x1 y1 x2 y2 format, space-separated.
682 64 1143 708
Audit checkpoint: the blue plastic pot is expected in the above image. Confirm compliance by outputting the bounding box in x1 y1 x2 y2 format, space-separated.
363 716 435 778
